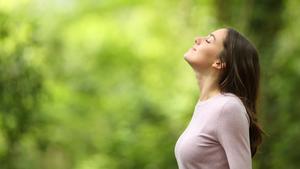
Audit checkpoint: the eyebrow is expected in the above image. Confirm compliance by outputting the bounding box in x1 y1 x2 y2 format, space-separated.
210 33 216 41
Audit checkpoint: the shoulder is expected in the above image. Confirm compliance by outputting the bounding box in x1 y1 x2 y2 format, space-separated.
221 93 245 112
217 93 250 125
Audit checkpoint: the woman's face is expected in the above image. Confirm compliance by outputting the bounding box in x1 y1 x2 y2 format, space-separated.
184 28 227 72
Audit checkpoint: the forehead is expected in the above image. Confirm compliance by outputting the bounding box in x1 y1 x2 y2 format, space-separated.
211 28 227 43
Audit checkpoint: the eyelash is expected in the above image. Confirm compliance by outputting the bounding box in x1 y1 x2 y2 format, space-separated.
205 35 213 44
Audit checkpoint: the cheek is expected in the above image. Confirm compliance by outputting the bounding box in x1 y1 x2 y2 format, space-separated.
195 47 218 65
184 51 210 69
184 46 221 69
199 46 220 59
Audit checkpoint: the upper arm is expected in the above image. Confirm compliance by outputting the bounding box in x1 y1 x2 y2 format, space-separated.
217 100 252 169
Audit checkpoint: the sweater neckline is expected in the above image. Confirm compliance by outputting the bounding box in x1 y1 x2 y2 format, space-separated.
196 92 223 106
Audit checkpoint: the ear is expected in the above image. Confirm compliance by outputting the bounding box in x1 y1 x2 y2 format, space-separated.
212 59 226 70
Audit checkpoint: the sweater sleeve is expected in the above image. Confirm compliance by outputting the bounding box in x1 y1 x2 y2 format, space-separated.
216 100 252 169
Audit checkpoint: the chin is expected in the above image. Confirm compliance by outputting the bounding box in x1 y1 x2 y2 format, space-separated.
184 52 191 61
184 55 191 65
183 54 188 61
183 55 194 67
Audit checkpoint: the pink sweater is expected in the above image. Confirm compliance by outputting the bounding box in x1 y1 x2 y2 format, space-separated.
174 92 252 169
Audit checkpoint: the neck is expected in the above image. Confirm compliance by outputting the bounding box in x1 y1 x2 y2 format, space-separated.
195 71 221 102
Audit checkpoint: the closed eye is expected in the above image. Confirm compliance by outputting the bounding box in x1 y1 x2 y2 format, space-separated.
205 35 214 44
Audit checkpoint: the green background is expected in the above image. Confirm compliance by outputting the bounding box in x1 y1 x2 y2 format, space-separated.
0 0 299 168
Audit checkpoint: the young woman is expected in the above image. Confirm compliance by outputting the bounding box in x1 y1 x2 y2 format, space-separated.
174 28 264 169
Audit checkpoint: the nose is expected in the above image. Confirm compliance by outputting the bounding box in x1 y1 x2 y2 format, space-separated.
194 37 203 45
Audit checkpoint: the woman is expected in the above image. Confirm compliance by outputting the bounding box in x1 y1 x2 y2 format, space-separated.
174 28 264 169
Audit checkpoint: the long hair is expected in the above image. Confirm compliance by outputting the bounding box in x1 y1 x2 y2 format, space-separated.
218 28 264 157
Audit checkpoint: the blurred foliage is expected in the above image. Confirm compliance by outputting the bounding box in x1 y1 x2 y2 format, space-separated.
0 0 299 169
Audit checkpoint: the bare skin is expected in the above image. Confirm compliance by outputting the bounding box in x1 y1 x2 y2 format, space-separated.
183 28 227 102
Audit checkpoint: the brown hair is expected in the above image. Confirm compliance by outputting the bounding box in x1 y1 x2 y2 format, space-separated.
218 28 264 157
